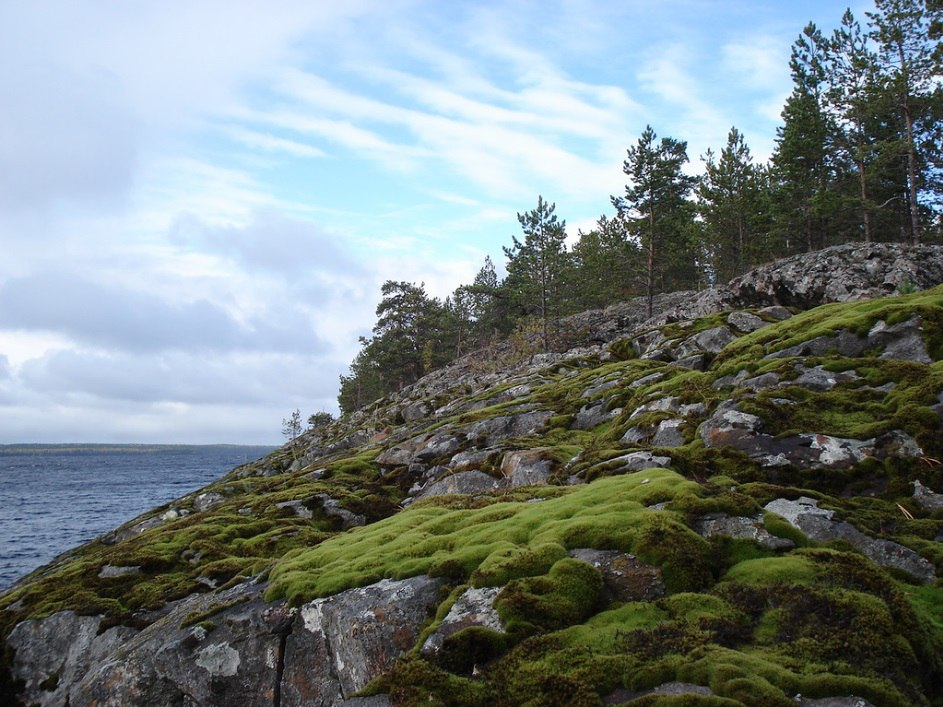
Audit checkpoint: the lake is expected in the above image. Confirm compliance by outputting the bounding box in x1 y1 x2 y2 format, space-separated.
0 444 276 590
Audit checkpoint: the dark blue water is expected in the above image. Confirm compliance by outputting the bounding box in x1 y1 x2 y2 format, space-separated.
0 444 275 590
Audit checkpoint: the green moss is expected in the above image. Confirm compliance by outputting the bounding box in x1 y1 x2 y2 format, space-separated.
367 655 493 706
470 542 567 587
632 514 715 593
720 555 818 585
496 558 604 635
266 470 701 604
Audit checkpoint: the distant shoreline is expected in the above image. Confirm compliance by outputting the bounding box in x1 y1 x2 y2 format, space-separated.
0 443 279 455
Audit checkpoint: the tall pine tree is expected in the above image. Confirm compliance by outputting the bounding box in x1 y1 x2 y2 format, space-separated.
869 0 942 242
503 196 569 351
612 125 697 317
698 127 768 282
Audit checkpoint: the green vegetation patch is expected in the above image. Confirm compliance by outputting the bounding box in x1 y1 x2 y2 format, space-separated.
265 469 703 603
715 286 943 368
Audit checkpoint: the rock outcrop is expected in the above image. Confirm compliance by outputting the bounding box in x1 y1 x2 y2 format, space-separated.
3 245 943 707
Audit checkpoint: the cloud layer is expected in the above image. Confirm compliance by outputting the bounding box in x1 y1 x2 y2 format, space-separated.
0 0 851 443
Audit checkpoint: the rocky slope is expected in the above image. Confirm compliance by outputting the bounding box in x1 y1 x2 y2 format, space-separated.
2 243 943 707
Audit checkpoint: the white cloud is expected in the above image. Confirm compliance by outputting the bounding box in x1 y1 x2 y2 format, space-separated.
0 0 855 443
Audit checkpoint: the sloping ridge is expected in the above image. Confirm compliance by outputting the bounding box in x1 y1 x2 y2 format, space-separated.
2 243 943 707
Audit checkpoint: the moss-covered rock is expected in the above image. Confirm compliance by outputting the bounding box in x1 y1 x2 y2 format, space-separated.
3 266 943 706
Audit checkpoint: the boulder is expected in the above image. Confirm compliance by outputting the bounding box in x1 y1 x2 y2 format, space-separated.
792 365 859 391
727 311 766 333
587 451 672 477
758 305 793 321
629 396 680 419
311 493 366 529
764 498 935 583
377 433 463 468
276 499 313 519
572 401 621 430
674 326 736 358
9 611 138 707
463 410 553 446
912 480 943 512
420 586 504 656
627 371 665 389
795 698 875 707
284 576 442 703
869 316 932 363
568 549 665 602
449 447 502 472
418 470 504 498
740 371 781 391
97 564 142 579
693 513 794 551
400 401 431 423
501 449 555 487
193 492 224 512
581 378 622 398
651 419 686 447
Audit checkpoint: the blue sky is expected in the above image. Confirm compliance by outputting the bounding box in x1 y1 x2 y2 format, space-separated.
0 0 864 444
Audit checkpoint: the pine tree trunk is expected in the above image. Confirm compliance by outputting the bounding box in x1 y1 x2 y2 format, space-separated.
647 203 655 319
899 43 922 244
857 158 873 242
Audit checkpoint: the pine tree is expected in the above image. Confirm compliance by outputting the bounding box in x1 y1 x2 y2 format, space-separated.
698 127 768 282
612 126 697 317
568 214 640 310
503 196 569 351
771 23 845 253
825 10 883 242
868 0 941 243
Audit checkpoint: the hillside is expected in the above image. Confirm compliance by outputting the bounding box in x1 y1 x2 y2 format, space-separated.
2 243 943 706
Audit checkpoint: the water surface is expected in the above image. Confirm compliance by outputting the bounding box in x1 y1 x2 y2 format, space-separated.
0 444 275 590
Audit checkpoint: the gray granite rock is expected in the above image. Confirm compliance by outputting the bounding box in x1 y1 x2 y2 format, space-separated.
764 497 935 583
421 586 504 656
693 513 794 551
651 418 686 447
793 365 860 391
569 548 665 602
9 611 138 707
588 451 672 476
727 310 766 333
572 401 621 430
463 410 554 446
418 470 504 498
502 448 554 487
286 576 443 702
913 480 943 512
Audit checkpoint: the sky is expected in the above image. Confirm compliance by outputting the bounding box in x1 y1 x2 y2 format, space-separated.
0 0 867 445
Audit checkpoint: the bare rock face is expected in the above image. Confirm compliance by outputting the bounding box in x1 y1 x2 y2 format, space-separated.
568 549 665 602
11 576 442 707
764 497 936 583
728 243 943 308
284 576 443 703
693 513 794 551
420 586 504 657
9 612 138 707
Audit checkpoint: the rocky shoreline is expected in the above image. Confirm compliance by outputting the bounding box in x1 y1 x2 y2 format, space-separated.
3 243 943 706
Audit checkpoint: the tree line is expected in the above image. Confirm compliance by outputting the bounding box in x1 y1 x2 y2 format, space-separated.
338 0 943 416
